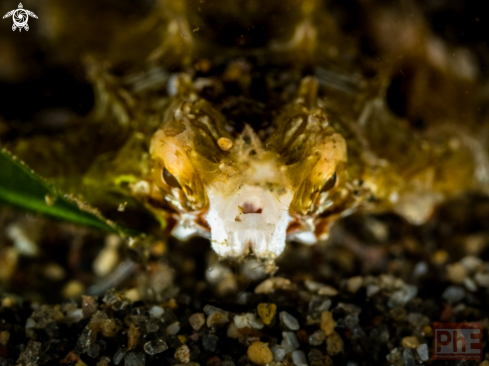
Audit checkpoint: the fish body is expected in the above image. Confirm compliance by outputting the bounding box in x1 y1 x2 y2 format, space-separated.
5 0 488 261
144 68 485 259
149 75 347 259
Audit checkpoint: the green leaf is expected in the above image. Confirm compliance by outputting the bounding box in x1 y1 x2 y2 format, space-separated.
0 147 139 237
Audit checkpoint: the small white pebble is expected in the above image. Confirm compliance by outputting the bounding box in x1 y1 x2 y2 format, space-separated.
388 284 417 308
166 321 180 335
149 306 165 318
442 286 465 304
271 344 285 362
281 331 300 353
475 272 489 287
203 305 229 316
25 318 36 329
65 309 83 323
144 338 168 355
227 322 239 339
234 313 264 329
366 284 380 297
318 285 338 296
305 281 338 296
460 256 482 272
347 276 363 293
279 311 299 331
6 223 39 257
416 344 429 362
309 330 326 346
464 277 477 292
304 280 323 292
292 350 308 366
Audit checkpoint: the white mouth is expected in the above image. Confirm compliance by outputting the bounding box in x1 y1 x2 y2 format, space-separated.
205 185 292 258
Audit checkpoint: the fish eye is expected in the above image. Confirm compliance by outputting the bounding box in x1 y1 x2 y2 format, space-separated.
321 172 337 192
162 167 182 189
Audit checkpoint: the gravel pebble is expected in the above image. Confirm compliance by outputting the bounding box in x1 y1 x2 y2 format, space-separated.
388 285 417 308
305 281 338 296
416 344 429 362
174 345 190 363
124 352 145 366
148 306 164 318
292 350 308 366
347 276 363 293
143 339 168 355
113 348 127 364
401 336 420 349
464 277 477 291
271 344 286 362
318 286 338 296
442 286 465 304
257 303 277 325
166 321 180 335
203 334 219 352
0 330 10 345
326 332 344 356
402 348 415 366
320 311 336 336
282 331 300 353
446 263 467 284
189 313 205 331
227 322 239 339
127 324 139 350
366 284 380 297
255 277 293 294
234 313 264 329
82 296 98 319
309 330 326 346
460 256 482 272
203 305 229 316
279 311 300 330
248 342 273 365
475 272 489 287
207 311 229 328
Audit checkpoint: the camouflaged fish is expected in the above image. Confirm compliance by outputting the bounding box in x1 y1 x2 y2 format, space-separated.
136 70 486 261
148 75 347 258
6 0 489 262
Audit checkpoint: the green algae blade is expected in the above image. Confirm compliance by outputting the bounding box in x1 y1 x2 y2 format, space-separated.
0 147 139 237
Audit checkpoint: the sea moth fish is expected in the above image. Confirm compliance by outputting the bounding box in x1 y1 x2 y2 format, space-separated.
149 75 347 260
146 71 486 261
